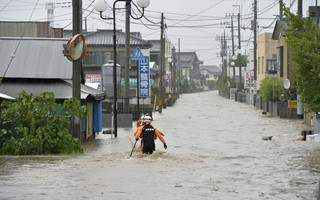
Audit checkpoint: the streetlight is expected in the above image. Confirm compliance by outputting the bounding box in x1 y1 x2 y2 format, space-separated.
94 0 150 137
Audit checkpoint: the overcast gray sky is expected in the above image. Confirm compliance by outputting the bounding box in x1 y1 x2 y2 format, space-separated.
0 0 316 65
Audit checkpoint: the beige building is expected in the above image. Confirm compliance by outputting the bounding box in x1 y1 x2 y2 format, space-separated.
272 20 295 83
256 33 278 88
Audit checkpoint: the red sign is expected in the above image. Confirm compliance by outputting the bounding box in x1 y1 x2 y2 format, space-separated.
163 80 169 88
86 74 102 83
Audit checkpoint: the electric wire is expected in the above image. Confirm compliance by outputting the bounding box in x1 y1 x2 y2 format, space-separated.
1 0 40 83
0 0 13 12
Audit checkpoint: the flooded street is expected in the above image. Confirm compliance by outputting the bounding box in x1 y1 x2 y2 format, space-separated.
1 91 320 199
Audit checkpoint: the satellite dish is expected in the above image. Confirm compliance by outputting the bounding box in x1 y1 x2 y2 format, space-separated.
283 79 290 89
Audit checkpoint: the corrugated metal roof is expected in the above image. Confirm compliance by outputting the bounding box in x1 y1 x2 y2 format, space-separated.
148 40 160 52
0 79 105 100
0 37 72 79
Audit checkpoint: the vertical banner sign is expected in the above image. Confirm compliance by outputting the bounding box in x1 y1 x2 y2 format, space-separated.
139 56 150 97
244 71 250 89
165 42 172 58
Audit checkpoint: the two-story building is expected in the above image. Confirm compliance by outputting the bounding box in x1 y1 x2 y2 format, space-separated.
257 33 278 89
178 51 203 85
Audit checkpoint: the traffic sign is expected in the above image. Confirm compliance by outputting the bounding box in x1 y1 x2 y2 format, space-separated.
132 46 144 60
163 80 169 88
163 73 169 80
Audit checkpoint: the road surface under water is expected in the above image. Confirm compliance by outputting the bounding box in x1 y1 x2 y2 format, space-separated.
0 91 320 200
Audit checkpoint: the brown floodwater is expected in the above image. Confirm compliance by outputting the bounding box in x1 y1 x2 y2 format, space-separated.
0 91 319 199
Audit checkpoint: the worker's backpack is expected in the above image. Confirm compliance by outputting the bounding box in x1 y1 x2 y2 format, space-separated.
142 124 155 150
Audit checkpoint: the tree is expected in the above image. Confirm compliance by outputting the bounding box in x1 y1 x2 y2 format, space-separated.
217 71 232 94
283 5 320 112
260 77 284 102
0 91 88 155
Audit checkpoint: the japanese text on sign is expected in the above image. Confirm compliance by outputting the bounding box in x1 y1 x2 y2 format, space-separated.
139 56 150 97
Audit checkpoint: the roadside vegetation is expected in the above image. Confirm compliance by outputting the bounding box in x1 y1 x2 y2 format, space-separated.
283 5 320 112
260 77 284 102
0 91 88 155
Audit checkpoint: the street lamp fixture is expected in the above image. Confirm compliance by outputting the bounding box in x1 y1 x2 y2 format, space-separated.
94 0 150 137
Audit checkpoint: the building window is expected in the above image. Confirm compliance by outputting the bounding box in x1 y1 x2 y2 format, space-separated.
266 59 277 74
258 57 260 74
83 51 111 66
262 56 264 74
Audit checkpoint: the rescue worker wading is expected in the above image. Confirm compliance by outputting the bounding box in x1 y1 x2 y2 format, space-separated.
134 115 167 154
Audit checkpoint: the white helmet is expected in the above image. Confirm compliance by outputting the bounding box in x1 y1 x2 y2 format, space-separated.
140 114 146 120
142 115 152 123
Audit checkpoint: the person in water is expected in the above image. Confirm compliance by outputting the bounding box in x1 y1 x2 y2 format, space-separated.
134 115 167 154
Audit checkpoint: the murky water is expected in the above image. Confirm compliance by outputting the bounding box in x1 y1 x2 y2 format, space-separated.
0 91 319 200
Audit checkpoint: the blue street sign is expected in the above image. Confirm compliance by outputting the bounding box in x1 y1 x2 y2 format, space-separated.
132 46 144 60
139 56 150 97
163 80 169 88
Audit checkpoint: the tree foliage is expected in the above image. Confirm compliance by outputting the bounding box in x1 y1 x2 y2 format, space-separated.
0 91 88 155
217 71 232 93
283 5 320 112
260 78 284 102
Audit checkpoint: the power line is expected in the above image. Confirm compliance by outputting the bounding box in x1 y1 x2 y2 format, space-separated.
0 0 13 12
1 0 40 83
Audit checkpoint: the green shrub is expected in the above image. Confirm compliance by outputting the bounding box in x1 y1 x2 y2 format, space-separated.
0 91 88 155
260 78 284 102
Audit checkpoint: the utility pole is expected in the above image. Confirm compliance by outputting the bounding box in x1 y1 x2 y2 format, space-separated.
237 12 241 50
159 13 164 113
230 14 235 87
253 0 257 82
72 0 82 140
317 0 319 25
124 1 130 113
178 38 181 79
223 31 227 73
237 11 242 92
231 14 235 56
298 0 302 17
172 46 176 95
279 0 283 21
177 38 181 98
